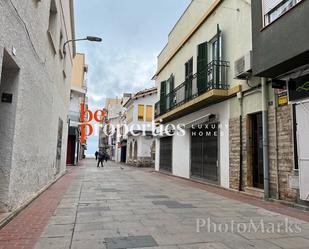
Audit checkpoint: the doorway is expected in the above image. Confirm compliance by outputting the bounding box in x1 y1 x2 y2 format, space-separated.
121 145 127 163
159 136 173 172
251 112 264 189
0 50 20 212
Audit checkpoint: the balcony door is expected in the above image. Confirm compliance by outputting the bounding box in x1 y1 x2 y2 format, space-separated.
209 25 221 88
185 58 193 100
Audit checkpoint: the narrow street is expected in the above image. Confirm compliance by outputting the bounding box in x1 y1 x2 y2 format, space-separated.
1 159 309 249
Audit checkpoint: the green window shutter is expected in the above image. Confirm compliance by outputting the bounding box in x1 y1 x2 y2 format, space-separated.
185 58 193 100
197 41 208 93
160 81 167 113
169 74 174 108
215 24 221 87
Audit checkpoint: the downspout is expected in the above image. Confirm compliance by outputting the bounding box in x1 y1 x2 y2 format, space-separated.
262 78 269 199
274 91 280 199
239 90 243 191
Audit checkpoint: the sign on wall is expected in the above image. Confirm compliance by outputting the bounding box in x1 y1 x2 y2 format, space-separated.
288 74 309 102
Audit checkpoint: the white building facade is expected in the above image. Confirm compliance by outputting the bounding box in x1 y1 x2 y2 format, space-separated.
124 88 157 167
154 0 253 188
0 0 75 212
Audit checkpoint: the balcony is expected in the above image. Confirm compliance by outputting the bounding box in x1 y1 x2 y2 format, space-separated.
68 111 81 124
155 60 240 122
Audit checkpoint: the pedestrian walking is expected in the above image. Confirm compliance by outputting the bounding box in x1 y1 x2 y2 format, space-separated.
95 151 99 160
103 151 109 162
97 151 105 168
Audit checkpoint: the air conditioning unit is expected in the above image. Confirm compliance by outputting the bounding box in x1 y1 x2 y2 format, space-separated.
234 51 252 79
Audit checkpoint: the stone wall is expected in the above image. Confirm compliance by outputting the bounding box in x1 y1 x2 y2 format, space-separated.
229 104 304 204
127 157 154 167
268 105 299 202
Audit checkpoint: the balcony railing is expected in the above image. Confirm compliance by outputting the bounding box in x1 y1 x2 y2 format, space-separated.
155 60 229 118
68 111 81 123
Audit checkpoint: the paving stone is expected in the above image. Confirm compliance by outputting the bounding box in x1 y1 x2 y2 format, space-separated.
71 239 107 249
152 200 195 209
40 224 74 238
144 195 170 199
34 237 71 249
26 160 309 249
78 206 111 213
104 235 158 249
266 237 309 249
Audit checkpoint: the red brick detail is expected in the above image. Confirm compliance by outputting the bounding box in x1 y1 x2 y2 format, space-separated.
0 167 77 249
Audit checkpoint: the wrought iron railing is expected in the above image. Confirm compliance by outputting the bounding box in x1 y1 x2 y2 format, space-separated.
155 60 229 118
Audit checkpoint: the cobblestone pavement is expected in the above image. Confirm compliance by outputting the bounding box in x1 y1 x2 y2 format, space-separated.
2 159 309 249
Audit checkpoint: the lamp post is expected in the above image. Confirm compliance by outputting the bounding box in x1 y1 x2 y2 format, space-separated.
63 36 102 54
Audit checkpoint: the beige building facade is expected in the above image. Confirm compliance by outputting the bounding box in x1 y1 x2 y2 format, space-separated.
67 53 88 165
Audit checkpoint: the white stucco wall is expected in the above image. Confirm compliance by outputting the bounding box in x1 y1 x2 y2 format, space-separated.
0 0 74 211
156 0 253 98
155 100 230 188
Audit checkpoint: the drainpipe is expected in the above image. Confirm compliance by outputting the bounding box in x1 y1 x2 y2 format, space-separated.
262 78 269 199
274 91 280 199
239 91 243 192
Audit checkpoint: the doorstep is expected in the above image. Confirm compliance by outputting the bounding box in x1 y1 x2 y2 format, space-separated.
244 187 265 198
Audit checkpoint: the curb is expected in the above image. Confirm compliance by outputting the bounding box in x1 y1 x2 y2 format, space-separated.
0 169 68 229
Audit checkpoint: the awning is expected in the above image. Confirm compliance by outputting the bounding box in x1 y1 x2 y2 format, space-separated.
184 113 217 129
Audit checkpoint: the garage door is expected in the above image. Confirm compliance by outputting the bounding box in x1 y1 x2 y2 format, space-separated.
191 123 218 182
159 136 173 172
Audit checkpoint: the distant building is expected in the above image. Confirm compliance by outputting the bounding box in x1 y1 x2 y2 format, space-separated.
99 98 122 158
0 0 75 212
66 53 88 165
124 88 157 167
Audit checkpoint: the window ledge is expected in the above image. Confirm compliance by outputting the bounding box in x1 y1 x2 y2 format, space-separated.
47 30 57 55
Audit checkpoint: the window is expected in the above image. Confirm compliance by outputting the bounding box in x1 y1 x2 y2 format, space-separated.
146 105 153 122
48 0 58 53
263 0 303 26
138 104 145 121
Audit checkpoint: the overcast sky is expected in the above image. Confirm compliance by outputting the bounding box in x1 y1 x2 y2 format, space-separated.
74 0 191 155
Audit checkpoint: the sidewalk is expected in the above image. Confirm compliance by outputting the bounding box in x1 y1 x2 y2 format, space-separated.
0 167 77 249
0 159 309 249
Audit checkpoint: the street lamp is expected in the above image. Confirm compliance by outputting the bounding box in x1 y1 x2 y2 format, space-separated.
63 36 102 54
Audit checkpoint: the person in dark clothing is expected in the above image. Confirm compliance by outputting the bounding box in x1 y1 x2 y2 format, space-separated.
95 151 99 160
103 152 109 162
97 151 105 167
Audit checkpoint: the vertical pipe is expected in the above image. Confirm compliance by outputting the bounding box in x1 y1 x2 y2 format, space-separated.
274 91 280 199
239 91 243 191
262 78 269 199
